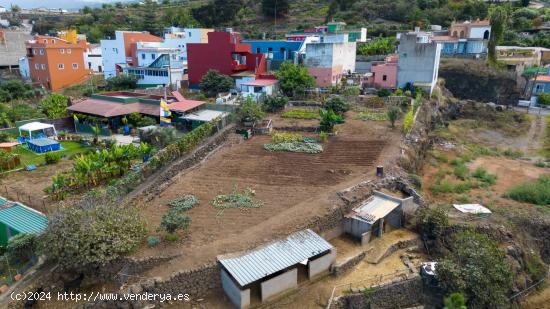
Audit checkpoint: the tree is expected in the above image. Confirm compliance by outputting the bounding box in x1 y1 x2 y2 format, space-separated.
444 292 467 309
199 70 234 97
261 0 290 18
6 233 37 262
387 106 401 128
238 96 265 123
40 199 146 270
357 37 397 56
276 61 316 97
319 109 343 132
105 75 137 91
263 95 288 112
417 207 449 241
39 94 69 119
160 210 191 233
324 96 350 115
436 231 513 309
537 93 550 106
488 7 508 63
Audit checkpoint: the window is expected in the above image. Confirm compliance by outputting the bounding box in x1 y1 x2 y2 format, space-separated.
72 63 78 69
33 49 37 55
39 49 44 55
151 54 156 59
113 48 118 53
141 53 145 59
382 75 387 81
34 63 39 69
60 49 65 54
189 32 192 37
58 64 64 70
43 39 47 44
67 49 72 54
256 47 260 53
51 39 55 44
41 64 46 70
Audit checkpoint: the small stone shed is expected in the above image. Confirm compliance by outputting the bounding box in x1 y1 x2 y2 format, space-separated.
217 229 336 309
344 191 413 245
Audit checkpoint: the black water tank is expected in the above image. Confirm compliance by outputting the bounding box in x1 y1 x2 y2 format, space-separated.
376 166 384 177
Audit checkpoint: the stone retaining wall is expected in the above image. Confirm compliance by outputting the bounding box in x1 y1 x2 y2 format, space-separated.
331 251 368 276
331 277 423 309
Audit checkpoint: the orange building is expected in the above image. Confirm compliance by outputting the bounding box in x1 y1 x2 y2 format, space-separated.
26 35 91 91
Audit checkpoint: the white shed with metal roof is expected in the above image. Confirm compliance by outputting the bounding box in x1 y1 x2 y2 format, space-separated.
218 229 335 308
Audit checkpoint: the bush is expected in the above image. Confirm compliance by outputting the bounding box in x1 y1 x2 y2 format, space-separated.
164 233 180 241
200 70 234 97
281 108 319 119
538 92 550 106
319 131 328 143
324 96 350 115
471 167 497 185
105 75 137 91
44 152 62 165
437 231 513 308
168 195 199 212
141 126 177 148
160 210 191 234
416 207 448 241
263 96 288 112
319 109 344 132
40 201 146 269
503 175 550 205
275 61 315 97
7 233 36 262
387 106 401 128
39 93 68 119
147 235 160 247
211 186 263 216
377 88 391 97
239 96 265 123
403 110 414 133
453 163 468 180
444 292 467 309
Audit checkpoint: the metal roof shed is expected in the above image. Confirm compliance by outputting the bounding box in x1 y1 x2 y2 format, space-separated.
0 201 48 246
218 229 333 287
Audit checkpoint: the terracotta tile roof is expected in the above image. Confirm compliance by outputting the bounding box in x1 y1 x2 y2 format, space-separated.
533 75 550 82
241 79 278 86
68 99 159 117
168 99 205 113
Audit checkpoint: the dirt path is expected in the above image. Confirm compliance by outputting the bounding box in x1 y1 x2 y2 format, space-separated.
522 115 546 158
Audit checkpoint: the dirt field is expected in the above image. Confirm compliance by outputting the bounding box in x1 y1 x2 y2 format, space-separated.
136 114 402 278
0 159 74 214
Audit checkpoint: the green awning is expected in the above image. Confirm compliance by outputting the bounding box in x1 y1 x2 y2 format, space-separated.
523 68 547 76
0 204 48 234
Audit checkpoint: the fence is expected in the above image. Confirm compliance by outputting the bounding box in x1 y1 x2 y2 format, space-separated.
0 186 50 215
326 269 412 309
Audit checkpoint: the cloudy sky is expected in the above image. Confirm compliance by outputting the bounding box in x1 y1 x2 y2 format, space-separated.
0 0 135 10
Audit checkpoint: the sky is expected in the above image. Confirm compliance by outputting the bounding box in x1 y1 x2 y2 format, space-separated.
0 0 135 10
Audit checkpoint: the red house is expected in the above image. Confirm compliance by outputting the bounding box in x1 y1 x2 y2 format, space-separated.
187 31 266 88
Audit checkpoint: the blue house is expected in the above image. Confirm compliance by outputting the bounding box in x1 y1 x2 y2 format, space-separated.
241 40 303 62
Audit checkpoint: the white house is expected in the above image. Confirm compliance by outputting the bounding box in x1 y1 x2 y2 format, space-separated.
241 79 279 102
0 6 7 13
125 43 184 88
84 44 103 73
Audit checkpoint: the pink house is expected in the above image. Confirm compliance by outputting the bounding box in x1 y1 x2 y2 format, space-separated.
364 55 398 89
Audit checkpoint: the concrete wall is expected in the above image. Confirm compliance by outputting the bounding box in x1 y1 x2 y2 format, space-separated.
397 33 441 95
221 268 250 309
308 248 337 279
361 231 371 245
344 217 372 239
84 45 103 73
385 206 402 228
470 26 490 39
260 268 298 302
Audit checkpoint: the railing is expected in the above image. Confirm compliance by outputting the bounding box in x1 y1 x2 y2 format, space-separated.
326 269 413 309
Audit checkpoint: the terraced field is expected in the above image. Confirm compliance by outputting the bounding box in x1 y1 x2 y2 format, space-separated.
136 116 399 277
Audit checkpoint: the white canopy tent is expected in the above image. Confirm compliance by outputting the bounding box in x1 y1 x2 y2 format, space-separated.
18 122 57 139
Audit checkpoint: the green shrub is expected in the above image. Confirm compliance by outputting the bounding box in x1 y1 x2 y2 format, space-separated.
403 110 414 133
471 167 497 185
168 195 199 212
417 207 448 240
319 131 328 143
7 233 36 262
534 160 546 168
538 92 550 106
44 152 62 165
387 106 401 128
453 164 468 180
211 185 263 217
377 88 391 97
408 173 422 189
159 210 191 233
503 175 550 205
281 108 319 119
263 96 288 112
319 109 344 132
324 96 350 115
147 235 160 247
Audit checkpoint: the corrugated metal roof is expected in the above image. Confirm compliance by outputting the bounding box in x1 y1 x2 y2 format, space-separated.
0 203 48 234
352 194 400 224
218 229 333 286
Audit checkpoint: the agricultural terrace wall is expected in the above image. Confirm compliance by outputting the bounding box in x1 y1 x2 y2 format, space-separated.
330 277 424 309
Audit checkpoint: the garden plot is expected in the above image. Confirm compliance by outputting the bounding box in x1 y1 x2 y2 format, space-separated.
136 118 398 277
